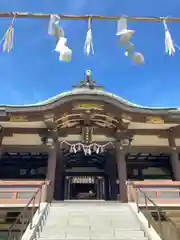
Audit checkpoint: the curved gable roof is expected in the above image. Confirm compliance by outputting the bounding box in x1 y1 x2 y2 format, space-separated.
1 87 179 116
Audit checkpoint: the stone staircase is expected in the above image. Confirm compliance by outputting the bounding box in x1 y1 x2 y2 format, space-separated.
38 201 149 240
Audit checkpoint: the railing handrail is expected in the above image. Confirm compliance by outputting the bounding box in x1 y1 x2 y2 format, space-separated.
7 180 51 239
128 180 180 187
130 182 179 227
137 189 180 193
138 188 179 228
128 181 180 240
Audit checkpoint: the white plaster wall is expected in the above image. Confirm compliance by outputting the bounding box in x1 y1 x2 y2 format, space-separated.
0 121 46 128
132 135 169 146
58 134 115 142
2 134 42 145
175 138 180 146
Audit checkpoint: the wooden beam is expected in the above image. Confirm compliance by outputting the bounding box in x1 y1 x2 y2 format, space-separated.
116 117 130 130
0 126 4 145
4 127 47 135
43 116 60 142
1 145 47 153
0 142 177 154
57 127 165 137
168 133 176 149
0 126 4 158
0 144 175 153
124 146 173 153
2 125 180 139
167 125 180 134
48 129 59 142
0 12 180 23
44 115 56 130
82 113 92 125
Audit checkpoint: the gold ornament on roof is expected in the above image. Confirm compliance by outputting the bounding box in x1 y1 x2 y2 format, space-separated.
9 116 28 122
121 114 132 121
73 103 104 111
146 116 164 124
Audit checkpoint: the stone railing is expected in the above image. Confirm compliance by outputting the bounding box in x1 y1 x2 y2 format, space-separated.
8 181 51 240
0 180 48 205
127 181 180 240
127 180 180 205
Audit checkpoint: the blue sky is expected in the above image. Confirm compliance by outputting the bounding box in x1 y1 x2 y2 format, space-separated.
0 0 180 107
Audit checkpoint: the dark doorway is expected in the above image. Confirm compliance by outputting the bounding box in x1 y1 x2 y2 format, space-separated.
54 150 113 201
71 183 96 199
64 175 107 200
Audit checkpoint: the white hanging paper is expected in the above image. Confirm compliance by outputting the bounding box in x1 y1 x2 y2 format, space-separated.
54 24 64 42
84 18 94 56
116 18 128 35
116 18 134 45
55 37 72 62
55 37 67 53
3 25 14 53
163 20 175 56
48 15 59 35
48 15 64 43
1 15 16 53
84 29 94 56
59 46 72 62
125 42 134 57
132 52 144 65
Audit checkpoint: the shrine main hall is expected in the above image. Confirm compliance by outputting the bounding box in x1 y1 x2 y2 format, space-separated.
0 70 180 202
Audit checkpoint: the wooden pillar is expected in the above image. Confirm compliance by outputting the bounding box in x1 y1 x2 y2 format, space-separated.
0 147 3 160
115 141 128 202
171 152 180 180
0 127 4 160
168 135 180 180
54 147 65 200
105 153 117 200
46 144 57 200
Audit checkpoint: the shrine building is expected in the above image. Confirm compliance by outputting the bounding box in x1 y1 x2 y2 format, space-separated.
0 70 179 204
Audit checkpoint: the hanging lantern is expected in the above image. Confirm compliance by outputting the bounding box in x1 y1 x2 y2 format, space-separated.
116 18 135 45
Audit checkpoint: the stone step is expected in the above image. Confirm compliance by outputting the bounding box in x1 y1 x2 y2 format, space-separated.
40 238 148 240
39 236 148 240
38 203 147 240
